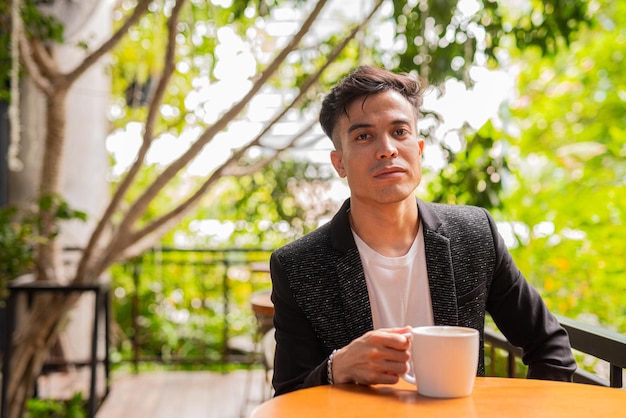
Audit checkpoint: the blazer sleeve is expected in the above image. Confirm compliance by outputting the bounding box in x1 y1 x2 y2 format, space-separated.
269 251 330 396
483 209 577 381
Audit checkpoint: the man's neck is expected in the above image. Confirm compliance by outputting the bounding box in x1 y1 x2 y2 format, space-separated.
349 198 419 257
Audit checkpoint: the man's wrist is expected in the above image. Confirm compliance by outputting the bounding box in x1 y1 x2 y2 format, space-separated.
327 349 338 384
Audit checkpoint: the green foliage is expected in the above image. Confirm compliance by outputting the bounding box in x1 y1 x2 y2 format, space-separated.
161 158 337 248
0 0 64 100
109 0 353 140
484 346 527 379
111 251 234 363
110 248 274 365
37 194 88 226
112 163 188 230
391 1 592 213
389 0 623 340
24 392 85 418
426 121 508 209
0 206 35 299
106 0 341 365
504 0 591 55
391 0 590 85
500 0 626 336
392 0 469 81
0 195 87 298
110 0 297 134
110 157 332 363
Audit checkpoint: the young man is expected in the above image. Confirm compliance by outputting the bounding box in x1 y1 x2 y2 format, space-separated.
269 65 576 396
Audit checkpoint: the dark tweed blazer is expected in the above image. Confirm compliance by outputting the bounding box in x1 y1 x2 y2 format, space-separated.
270 198 576 396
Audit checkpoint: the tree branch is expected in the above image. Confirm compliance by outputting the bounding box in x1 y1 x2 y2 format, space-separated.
99 0 331 265
66 0 153 85
28 37 59 81
18 33 52 95
119 123 321 259
96 0 385 269
229 0 385 155
8 293 79 407
75 0 186 282
223 120 321 177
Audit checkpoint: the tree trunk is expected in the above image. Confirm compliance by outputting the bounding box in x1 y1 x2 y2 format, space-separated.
5 292 78 418
37 87 68 281
5 0 376 415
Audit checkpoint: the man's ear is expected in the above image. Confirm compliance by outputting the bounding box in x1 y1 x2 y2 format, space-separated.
330 150 346 178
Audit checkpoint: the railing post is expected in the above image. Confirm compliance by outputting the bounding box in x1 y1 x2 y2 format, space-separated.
507 352 516 377
0 289 17 418
104 286 111 398
131 257 141 374
222 257 230 367
609 364 623 388
1 279 110 418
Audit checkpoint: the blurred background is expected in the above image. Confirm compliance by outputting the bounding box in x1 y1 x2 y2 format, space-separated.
0 0 624 417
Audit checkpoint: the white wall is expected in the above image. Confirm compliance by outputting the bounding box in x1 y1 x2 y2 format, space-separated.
10 0 114 370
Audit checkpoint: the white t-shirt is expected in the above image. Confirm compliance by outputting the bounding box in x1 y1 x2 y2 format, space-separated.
352 222 434 329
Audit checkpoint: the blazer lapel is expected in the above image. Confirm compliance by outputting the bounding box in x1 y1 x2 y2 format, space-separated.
331 199 374 344
329 198 460 338
336 248 373 342
418 200 459 325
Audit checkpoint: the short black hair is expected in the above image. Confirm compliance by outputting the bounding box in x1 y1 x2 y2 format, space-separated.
319 66 427 148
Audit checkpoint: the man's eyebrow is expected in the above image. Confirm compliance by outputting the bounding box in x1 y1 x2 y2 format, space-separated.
347 119 413 134
347 122 374 134
390 118 414 126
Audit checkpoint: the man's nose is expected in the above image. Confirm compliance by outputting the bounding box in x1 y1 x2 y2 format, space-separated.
377 135 398 159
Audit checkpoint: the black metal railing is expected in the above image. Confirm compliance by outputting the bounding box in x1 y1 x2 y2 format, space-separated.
484 314 626 388
112 247 273 370
113 247 626 386
1 276 111 418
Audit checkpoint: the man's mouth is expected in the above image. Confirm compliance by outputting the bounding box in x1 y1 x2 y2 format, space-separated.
373 166 405 178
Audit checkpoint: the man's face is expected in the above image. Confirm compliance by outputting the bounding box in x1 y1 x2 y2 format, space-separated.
330 90 424 206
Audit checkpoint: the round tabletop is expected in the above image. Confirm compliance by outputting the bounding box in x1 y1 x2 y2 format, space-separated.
251 377 626 418
250 290 274 318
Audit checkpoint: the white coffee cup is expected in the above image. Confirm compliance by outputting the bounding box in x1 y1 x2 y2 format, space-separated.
402 325 479 398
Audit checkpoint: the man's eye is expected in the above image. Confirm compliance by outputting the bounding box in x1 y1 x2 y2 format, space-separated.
395 128 408 136
355 133 369 141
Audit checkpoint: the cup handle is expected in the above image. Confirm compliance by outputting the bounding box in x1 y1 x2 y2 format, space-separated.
400 332 415 384
401 361 416 384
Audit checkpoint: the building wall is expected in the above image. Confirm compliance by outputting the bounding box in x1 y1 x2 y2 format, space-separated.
10 2 112 254
9 1 114 365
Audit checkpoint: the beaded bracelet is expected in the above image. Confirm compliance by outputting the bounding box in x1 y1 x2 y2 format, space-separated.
327 349 338 384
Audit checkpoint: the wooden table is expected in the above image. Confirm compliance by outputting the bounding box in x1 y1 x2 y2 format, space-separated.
250 290 274 319
250 290 274 336
251 377 626 418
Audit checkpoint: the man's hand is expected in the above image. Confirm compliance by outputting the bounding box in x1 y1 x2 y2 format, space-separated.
331 326 412 385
